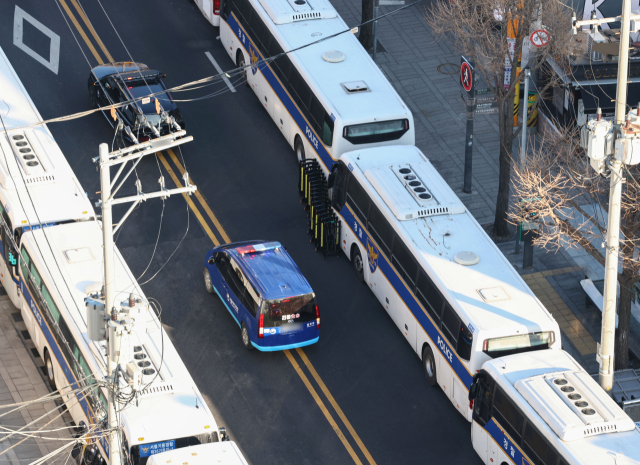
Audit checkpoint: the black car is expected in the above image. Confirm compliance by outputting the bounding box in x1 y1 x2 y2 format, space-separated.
88 62 184 142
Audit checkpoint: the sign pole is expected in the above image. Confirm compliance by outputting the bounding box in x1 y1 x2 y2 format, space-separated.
461 57 476 194
520 67 531 164
373 0 379 61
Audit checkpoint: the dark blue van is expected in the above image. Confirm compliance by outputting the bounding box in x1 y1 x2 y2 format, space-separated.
203 241 320 351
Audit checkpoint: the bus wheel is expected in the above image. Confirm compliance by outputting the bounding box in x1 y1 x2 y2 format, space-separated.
203 269 215 294
351 246 364 283
422 345 437 387
294 137 306 163
236 51 249 87
241 323 253 350
44 350 56 391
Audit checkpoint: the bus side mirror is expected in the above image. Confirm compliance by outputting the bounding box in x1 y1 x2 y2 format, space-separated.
208 256 215 265
327 172 335 189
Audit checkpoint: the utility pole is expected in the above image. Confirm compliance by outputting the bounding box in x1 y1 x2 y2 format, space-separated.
97 130 195 465
598 0 632 392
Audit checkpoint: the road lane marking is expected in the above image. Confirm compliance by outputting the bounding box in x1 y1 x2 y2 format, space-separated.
57 0 103 64
166 149 232 243
13 6 61 74
205 52 236 93
157 152 221 246
69 0 115 63
296 348 378 465
284 350 363 465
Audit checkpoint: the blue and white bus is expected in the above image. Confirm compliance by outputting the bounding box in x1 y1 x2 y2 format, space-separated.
219 0 414 173
469 349 640 465
330 146 562 421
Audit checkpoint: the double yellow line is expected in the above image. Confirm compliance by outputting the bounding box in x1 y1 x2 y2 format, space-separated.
60 4 375 464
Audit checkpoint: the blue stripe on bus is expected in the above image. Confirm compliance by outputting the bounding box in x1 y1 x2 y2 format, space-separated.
19 279 110 458
337 205 474 388
225 14 336 172
483 418 533 465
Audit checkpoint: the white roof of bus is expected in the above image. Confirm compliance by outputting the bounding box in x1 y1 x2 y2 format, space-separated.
24 221 218 444
255 0 412 124
147 442 248 465
342 146 559 337
0 47 94 228
483 350 640 464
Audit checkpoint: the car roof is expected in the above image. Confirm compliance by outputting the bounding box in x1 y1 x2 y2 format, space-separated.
225 243 313 300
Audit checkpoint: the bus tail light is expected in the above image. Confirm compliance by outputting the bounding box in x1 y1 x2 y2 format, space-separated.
258 314 264 338
213 0 220 14
469 399 474 410
315 304 320 329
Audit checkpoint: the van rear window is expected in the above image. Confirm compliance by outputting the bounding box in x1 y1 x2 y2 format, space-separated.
262 293 315 326
483 331 555 358
343 119 409 145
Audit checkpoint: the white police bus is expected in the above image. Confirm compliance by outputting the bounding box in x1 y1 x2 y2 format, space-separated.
330 146 561 421
19 221 225 465
218 0 414 173
468 349 640 465
0 47 95 308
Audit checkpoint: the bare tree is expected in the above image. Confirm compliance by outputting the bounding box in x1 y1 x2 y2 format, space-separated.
509 128 640 369
426 0 574 237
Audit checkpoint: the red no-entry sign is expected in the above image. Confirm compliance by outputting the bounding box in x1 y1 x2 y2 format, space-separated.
461 62 473 92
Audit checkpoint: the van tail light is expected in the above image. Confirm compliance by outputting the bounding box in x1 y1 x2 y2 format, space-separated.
258 314 264 338
213 0 220 14
469 399 474 410
315 304 320 329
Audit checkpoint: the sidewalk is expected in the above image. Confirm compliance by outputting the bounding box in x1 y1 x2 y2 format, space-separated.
0 294 74 465
331 0 640 373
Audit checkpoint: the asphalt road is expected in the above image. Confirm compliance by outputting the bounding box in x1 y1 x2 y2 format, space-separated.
0 1 482 463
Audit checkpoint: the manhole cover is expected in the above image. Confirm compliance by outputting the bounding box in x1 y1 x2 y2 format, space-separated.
437 63 460 75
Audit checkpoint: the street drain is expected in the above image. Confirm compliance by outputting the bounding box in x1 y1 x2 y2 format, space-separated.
437 63 460 75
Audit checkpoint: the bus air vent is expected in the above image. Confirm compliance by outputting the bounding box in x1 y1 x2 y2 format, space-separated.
5 130 55 184
341 81 369 93
323 51 346 63
514 371 636 441
453 251 480 266
477 286 510 302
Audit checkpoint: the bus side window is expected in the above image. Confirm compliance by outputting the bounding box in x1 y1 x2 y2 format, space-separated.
331 162 350 211
322 113 334 147
367 204 394 257
391 239 418 288
473 373 493 426
416 270 443 322
41 284 61 324
221 0 231 19
522 420 557 465
493 387 525 446
345 175 371 224
441 303 460 347
457 323 473 361
19 247 30 281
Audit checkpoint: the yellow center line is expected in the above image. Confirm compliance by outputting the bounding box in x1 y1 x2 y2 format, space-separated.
284 350 363 465
62 14 374 464
166 149 232 244
157 152 220 246
296 348 377 465
69 0 116 63
58 0 104 65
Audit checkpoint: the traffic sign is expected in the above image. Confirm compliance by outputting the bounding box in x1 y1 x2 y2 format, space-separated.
530 30 550 48
475 101 499 115
461 62 473 93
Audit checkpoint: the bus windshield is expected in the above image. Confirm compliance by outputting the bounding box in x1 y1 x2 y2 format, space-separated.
343 119 410 145
262 293 316 325
483 332 555 358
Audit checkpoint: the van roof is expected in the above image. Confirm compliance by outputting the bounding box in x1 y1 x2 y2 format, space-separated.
226 242 313 300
